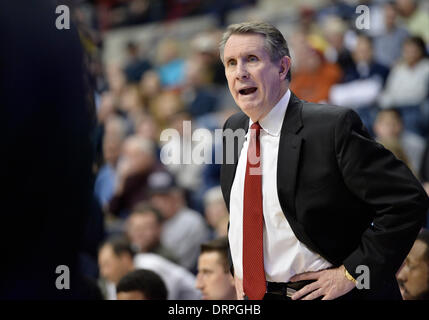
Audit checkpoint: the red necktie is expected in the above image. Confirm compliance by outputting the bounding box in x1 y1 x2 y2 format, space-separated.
243 122 266 300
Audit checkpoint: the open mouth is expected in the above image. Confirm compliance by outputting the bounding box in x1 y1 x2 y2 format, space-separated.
239 87 257 95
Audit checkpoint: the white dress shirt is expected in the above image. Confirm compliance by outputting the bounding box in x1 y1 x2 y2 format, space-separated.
229 89 332 283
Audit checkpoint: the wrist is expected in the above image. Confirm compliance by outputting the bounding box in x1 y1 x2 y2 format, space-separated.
343 265 357 285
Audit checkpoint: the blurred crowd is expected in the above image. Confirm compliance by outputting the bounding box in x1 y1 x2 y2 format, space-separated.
70 0 429 300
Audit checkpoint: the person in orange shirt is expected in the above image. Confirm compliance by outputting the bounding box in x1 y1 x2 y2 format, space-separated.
290 38 342 103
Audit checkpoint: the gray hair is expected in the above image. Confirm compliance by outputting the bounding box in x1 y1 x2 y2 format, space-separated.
219 21 291 81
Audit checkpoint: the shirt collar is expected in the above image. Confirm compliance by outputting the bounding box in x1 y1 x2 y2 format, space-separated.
249 89 290 137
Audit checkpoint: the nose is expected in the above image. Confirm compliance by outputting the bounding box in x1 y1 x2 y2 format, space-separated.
235 61 249 80
397 265 408 283
195 273 204 290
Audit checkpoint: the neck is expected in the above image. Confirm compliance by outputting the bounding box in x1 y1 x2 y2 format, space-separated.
250 84 289 122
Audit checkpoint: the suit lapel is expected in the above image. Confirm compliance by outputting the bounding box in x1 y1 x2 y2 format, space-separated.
277 93 303 218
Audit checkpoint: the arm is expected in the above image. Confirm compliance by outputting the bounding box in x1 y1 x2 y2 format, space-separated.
336 109 428 287
291 109 428 300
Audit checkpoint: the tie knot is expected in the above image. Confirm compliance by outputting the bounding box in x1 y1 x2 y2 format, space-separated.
251 122 261 131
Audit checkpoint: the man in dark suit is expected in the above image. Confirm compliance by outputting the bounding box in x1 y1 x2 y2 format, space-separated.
219 22 429 300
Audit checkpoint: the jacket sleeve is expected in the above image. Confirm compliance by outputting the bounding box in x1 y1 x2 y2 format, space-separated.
335 109 428 287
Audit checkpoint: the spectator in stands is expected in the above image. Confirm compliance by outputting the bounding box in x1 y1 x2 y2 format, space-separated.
190 30 227 86
116 269 168 300
378 36 429 135
373 108 426 174
290 35 342 103
150 90 184 130
98 236 200 300
196 237 236 300
156 38 186 88
181 54 219 118
396 0 429 44
106 63 127 97
125 202 178 263
139 70 162 110
108 135 158 217
95 115 128 208
330 34 390 133
397 229 429 300
321 16 354 73
118 85 146 129
148 171 210 272
203 186 229 239
373 2 409 68
123 41 152 83
161 110 208 211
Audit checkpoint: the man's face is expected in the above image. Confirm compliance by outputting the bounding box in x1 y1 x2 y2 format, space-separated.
117 290 146 300
127 213 160 252
353 37 372 64
403 41 422 66
98 245 131 285
223 33 289 121
150 192 178 219
397 240 429 300
196 251 236 300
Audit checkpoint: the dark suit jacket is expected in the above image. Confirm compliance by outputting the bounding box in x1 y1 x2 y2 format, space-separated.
0 1 96 298
220 92 429 299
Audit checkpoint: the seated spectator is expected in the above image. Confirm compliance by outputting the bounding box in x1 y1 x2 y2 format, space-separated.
321 16 354 73
396 0 429 44
290 36 342 103
181 54 219 118
196 237 236 300
108 135 158 218
373 2 409 68
397 229 429 300
161 110 207 211
203 186 229 239
116 269 167 300
98 236 200 300
330 34 390 133
156 38 186 88
95 115 128 209
373 108 426 174
123 41 152 83
125 202 178 263
378 36 429 135
148 171 210 272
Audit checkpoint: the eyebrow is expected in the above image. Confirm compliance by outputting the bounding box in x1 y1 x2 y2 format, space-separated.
224 51 260 63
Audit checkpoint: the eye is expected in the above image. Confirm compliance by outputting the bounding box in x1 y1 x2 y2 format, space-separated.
227 59 236 67
248 55 258 62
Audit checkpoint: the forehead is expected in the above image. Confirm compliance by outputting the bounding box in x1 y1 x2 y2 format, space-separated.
223 33 268 60
117 290 145 300
99 244 115 259
130 212 156 223
199 251 222 267
409 240 428 261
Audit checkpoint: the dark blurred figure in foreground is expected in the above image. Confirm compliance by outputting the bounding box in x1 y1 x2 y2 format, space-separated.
0 1 95 298
116 269 168 300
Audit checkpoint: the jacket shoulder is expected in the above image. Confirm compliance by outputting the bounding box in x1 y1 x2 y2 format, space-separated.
301 101 354 122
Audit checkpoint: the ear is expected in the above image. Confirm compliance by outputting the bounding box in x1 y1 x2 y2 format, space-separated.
279 56 291 81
